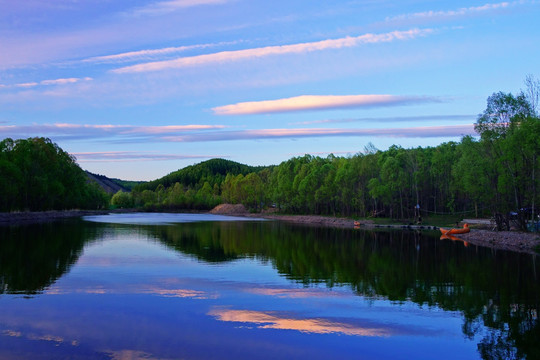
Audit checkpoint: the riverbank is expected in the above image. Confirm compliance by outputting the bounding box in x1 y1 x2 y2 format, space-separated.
257 214 540 254
2 207 539 255
210 205 540 255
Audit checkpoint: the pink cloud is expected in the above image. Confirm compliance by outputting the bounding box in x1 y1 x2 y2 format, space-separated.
212 94 440 115
208 309 391 337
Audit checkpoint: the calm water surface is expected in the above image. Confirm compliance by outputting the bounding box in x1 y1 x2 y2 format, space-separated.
1 213 539 359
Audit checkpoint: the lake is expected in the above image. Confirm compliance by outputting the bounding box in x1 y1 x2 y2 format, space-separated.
1 213 539 359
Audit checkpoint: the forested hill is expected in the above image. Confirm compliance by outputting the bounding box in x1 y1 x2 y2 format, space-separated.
0 137 109 211
134 158 268 192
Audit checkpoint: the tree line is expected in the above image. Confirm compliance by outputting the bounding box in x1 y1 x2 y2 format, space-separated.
122 79 539 229
2 79 538 225
0 137 109 211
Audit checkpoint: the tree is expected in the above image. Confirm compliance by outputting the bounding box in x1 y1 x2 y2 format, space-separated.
111 190 133 208
524 74 540 116
242 173 264 211
473 87 540 229
452 136 493 217
474 92 532 140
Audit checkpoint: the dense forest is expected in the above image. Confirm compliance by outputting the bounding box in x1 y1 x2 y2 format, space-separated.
122 81 539 230
111 158 268 210
0 137 109 211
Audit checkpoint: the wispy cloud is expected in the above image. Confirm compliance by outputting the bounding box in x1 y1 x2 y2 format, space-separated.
0 122 475 144
0 77 92 89
73 151 219 163
291 114 474 125
112 28 433 74
83 41 239 64
385 1 528 23
164 124 475 142
128 0 232 17
212 95 441 115
0 123 226 142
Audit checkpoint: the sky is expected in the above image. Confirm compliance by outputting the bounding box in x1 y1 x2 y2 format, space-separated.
1 0 539 181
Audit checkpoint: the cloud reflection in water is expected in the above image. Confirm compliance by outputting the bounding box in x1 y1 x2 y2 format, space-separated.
45 284 217 299
208 308 391 337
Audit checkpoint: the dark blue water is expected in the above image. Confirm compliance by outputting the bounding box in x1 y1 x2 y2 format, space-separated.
1 213 539 359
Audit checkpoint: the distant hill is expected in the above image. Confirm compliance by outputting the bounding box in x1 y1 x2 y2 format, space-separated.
85 171 144 194
134 158 267 192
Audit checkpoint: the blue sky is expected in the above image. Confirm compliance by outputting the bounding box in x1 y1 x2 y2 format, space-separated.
1 0 539 181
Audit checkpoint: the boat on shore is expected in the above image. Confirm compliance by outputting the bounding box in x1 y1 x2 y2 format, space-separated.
440 223 470 235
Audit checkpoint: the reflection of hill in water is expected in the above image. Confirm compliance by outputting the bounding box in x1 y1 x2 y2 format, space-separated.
2 218 539 358
153 221 540 359
0 220 103 295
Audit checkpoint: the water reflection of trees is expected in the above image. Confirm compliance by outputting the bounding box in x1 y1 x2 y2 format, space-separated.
2 219 539 358
0 221 101 295
153 221 540 360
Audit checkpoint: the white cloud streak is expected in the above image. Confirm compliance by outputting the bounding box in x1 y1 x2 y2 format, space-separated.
112 28 433 74
73 151 218 162
0 123 226 141
83 41 239 64
386 1 525 23
213 95 441 115
128 0 231 17
291 114 474 125
1 77 92 89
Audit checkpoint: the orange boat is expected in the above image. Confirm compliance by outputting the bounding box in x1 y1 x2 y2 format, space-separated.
439 223 469 235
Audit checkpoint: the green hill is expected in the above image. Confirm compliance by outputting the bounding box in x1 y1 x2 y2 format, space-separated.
134 158 267 192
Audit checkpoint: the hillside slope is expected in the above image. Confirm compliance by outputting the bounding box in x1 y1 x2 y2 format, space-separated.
85 171 130 194
134 158 267 191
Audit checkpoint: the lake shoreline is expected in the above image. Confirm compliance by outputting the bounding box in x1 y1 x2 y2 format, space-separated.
2 208 539 255
246 213 540 255
0 209 137 225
